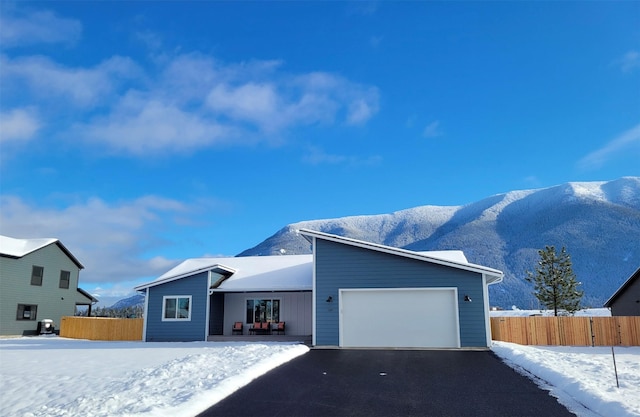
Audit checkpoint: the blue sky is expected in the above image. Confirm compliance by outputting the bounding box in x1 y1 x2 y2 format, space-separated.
1 1 639 304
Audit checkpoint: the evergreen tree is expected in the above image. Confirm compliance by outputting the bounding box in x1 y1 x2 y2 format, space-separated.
526 245 583 316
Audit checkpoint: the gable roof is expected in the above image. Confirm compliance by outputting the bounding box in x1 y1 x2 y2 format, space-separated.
135 229 504 292
0 235 84 269
134 254 313 292
604 267 640 307
77 287 99 304
297 228 504 284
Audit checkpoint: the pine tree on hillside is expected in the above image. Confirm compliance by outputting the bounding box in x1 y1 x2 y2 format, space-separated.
526 245 584 316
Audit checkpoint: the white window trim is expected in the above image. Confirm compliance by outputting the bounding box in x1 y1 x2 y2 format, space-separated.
162 295 192 322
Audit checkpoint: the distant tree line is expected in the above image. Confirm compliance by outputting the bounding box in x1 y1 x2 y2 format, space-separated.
76 305 144 318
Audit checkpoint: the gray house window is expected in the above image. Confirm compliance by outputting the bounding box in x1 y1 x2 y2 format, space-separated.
162 296 191 321
17 304 38 320
59 270 70 289
246 299 280 324
31 266 44 286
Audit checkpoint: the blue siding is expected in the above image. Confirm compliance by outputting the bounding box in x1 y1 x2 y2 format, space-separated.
315 239 488 347
145 272 208 342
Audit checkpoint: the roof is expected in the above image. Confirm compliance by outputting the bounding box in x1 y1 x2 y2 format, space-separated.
77 288 99 304
135 229 504 292
134 254 313 292
604 267 640 307
297 228 504 284
0 235 84 269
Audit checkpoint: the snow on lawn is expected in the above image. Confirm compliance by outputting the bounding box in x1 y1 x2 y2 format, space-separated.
492 342 640 417
1 336 639 417
0 337 309 417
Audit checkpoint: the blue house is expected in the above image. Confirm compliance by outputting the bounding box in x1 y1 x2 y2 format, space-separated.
135 229 503 348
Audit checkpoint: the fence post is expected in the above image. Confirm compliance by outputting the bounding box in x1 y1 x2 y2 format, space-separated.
611 346 620 388
589 316 595 347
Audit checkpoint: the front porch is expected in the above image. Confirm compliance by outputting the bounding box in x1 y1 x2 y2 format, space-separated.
207 334 312 345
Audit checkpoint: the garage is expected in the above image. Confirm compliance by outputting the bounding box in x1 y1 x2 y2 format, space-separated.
300 229 503 348
339 288 460 348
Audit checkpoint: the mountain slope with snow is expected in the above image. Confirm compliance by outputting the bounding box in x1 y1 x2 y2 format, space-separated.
239 177 640 308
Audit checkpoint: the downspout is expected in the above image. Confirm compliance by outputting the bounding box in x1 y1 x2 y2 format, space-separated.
141 288 149 342
482 274 492 347
484 273 504 347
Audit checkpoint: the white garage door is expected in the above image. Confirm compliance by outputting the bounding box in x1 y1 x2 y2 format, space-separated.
340 288 460 348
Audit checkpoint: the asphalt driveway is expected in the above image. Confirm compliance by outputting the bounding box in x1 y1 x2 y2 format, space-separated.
198 349 576 417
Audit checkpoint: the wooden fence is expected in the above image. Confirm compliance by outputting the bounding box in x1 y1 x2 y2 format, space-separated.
59 316 143 341
490 316 640 346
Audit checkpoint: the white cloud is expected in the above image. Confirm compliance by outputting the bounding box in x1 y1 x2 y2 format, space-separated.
423 120 443 138
0 195 201 285
618 50 640 73
74 95 237 154
1 54 141 107
207 82 283 131
303 146 348 165
0 9 82 47
0 108 40 142
206 70 379 133
577 123 640 170
302 146 382 167
2 47 379 155
347 98 376 125
1 5 379 156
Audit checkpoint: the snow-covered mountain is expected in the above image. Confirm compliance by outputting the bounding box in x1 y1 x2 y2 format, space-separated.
109 294 145 309
239 177 640 309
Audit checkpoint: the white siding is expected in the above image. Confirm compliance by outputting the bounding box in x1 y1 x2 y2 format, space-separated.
222 291 312 336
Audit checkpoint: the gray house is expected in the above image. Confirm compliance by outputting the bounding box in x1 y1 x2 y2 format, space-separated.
135 229 503 348
604 267 640 316
0 235 98 336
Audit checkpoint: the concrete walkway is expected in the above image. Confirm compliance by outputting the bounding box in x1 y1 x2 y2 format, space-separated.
198 349 576 417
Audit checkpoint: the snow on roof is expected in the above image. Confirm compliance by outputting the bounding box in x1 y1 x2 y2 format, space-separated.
0 235 59 258
138 249 495 293
135 254 313 292
416 250 468 264
137 230 502 292
298 228 503 283
0 235 84 269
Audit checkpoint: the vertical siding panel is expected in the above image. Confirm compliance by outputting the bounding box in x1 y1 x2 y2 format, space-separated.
315 239 489 347
145 272 208 342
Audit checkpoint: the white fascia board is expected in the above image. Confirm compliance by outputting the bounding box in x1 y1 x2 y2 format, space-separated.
297 228 503 280
134 264 237 291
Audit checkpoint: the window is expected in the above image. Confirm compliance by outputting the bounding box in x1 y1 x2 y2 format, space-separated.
17 304 38 320
246 299 280 324
59 270 70 289
162 296 191 321
31 266 44 286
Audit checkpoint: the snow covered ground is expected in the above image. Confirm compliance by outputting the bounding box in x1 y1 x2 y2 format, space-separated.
1 333 638 417
0 338 309 417
492 342 640 417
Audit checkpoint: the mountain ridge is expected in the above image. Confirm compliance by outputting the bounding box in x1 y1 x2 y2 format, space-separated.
238 177 640 308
